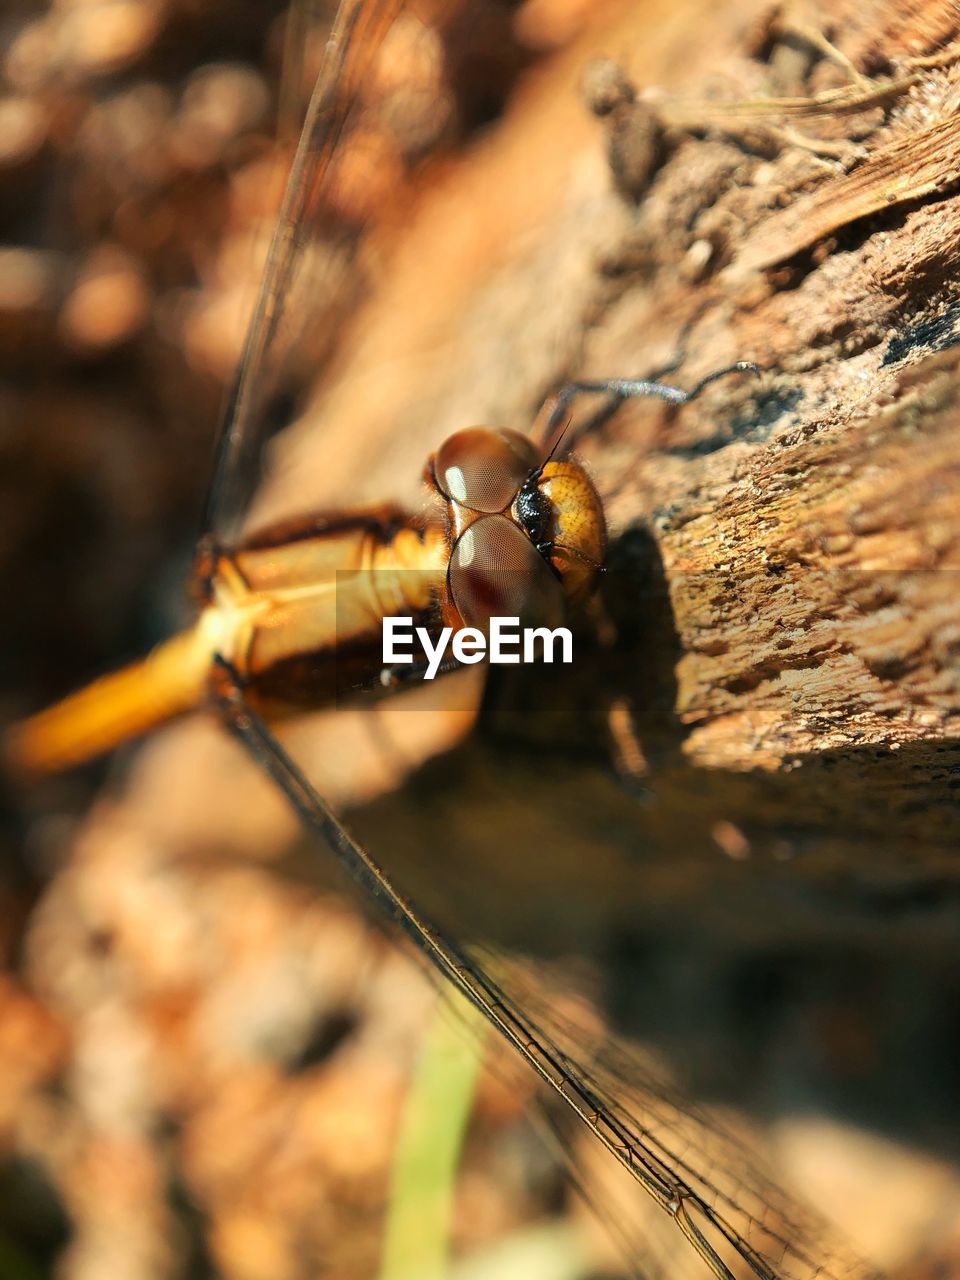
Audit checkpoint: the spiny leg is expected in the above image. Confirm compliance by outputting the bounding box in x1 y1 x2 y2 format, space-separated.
379 655 463 692
537 360 760 456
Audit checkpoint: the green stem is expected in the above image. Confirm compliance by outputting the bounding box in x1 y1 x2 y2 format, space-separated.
380 992 487 1280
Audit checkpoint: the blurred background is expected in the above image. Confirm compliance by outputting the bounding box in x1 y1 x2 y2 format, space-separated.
4 0 960 1277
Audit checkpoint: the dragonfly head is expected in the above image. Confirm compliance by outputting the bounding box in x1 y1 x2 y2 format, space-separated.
426 426 607 631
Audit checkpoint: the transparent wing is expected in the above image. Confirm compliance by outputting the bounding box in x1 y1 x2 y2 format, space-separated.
501 966 881 1280
214 670 881 1280
199 0 407 551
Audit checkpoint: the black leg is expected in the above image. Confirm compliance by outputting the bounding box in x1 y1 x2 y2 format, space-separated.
537 360 760 455
379 654 463 692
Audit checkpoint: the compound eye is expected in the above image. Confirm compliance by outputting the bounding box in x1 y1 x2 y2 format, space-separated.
448 516 565 631
433 428 540 513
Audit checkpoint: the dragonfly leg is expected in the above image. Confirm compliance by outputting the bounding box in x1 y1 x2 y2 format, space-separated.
537 360 760 456
379 655 463 692
192 533 223 602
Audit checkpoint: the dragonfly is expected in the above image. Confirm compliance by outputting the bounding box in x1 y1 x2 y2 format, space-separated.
5 2 881 1277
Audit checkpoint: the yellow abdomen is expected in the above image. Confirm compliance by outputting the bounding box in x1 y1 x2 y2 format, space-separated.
6 514 448 777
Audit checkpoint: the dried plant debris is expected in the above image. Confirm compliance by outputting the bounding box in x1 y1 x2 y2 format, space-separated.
585 24 933 200
733 96 960 272
588 8 960 287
